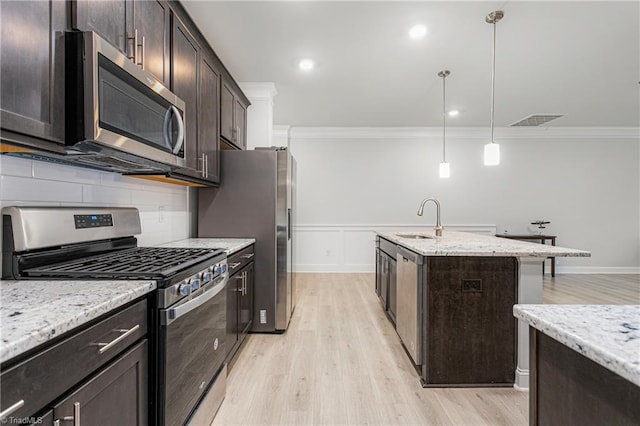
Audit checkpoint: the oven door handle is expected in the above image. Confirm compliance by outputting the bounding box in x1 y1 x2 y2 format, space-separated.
163 274 227 325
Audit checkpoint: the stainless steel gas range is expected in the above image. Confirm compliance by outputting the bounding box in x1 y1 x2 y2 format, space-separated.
2 206 228 425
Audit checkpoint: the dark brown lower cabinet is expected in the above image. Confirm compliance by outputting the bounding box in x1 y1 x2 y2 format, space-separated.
530 330 640 426
53 340 148 426
226 246 255 367
239 261 254 334
422 256 517 387
375 237 397 324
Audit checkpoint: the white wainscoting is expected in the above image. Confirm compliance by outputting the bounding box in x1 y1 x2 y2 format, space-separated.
293 224 497 273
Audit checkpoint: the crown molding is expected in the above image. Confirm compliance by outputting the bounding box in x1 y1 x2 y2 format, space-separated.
282 126 640 140
238 82 277 101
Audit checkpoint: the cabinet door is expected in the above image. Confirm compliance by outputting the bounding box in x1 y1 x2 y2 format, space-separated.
220 82 235 143
53 340 148 426
132 0 169 85
73 0 132 54
387 256 397 323
375 249 383 298
199 54 221 183
239 262 254 335
380 258 389 310
0 0 66 143
171 16 199 171
226 274 240 358
234 98 247 150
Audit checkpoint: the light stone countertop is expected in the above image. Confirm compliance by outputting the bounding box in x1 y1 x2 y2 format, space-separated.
378 230 590 257
514 304 640 386
157 238 255 255
0 280 156 364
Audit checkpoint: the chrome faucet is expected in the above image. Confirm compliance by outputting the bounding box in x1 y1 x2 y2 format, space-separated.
417 198 443 236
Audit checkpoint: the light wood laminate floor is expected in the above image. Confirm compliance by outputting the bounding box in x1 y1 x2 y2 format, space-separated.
213 273 639 426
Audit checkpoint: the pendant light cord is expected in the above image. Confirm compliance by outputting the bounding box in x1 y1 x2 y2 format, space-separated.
490 20 497 144
442 73 446 162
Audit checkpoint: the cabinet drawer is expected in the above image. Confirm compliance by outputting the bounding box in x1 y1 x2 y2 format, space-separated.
0 299 147 420
227 245 254 276
379 237 397 258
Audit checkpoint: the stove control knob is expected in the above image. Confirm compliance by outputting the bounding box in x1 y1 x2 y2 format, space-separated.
190 278 201 291
213 264 222 275
178 282 192 296
202 271 213 283
221 264 228 273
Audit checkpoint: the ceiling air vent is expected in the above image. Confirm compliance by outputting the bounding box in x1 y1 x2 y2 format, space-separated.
509 114 564 127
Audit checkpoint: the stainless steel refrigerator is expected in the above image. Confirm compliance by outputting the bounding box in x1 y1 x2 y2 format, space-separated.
198 147 296 333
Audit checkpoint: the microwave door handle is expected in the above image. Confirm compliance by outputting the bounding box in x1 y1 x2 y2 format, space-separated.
163 106 185 154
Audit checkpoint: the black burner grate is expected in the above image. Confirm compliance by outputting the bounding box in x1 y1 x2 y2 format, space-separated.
24 247 223 279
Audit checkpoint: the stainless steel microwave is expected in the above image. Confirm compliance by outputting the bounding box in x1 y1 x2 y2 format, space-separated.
64 31 186 172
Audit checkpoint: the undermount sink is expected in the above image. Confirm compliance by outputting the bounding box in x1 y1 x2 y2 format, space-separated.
394 232 434 240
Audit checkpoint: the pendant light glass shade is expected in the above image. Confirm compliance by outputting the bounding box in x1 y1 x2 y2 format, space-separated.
484 143 500 166
438 70 451 178
439 161 450 178
484 10 503 166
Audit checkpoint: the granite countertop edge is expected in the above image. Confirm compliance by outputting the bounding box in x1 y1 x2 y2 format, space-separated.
514 304 640 387
0 280 156 365
157 238 255 255
378 230 590 257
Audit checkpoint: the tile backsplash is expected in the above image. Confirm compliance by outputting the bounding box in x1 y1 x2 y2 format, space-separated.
0 155 190 252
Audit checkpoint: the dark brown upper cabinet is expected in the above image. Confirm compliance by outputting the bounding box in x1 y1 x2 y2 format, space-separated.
132 0 170 85
221 78 249 150
171 15 199 173
72 0 169 85
198 52 221 183
169 11 221 185
0 0 66 146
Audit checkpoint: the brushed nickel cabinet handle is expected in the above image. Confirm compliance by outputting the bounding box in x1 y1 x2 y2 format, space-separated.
126 30 136 62
59 402 80 426
0 399 24 419
229 262 241 269
197 153 206 175
241 253 254 259
137 35 145 68
93 325 140 354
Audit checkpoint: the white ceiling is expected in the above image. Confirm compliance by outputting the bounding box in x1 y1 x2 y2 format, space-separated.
182 1 640 127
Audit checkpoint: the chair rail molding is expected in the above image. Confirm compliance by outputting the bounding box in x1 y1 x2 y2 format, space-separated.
293 223 497 273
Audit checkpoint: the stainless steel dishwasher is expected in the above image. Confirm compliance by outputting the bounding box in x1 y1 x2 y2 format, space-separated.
396 245 424 365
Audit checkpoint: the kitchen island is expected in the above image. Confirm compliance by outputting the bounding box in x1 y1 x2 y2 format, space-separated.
376 230 589 389
514 304 640 424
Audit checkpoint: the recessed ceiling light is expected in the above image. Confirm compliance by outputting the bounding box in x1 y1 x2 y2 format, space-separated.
409 24 427 39
298 59 314 71
448 110 459 117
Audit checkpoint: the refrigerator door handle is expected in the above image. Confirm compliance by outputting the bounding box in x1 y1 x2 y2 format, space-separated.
287 208 291 241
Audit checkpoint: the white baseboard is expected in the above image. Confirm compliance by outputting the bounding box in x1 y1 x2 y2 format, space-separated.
295 264 373 273
556 266 640 274
514 368 530 391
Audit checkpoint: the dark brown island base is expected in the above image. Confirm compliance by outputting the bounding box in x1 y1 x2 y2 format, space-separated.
376 230 590 389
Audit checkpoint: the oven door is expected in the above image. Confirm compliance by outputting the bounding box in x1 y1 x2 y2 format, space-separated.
67 31 186 169
159 275 227 425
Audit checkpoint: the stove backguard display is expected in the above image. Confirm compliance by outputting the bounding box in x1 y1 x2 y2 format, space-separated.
74 214 113 229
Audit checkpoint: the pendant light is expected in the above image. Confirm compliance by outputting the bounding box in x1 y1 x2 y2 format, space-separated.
484 10 504 166
438 70 451 178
